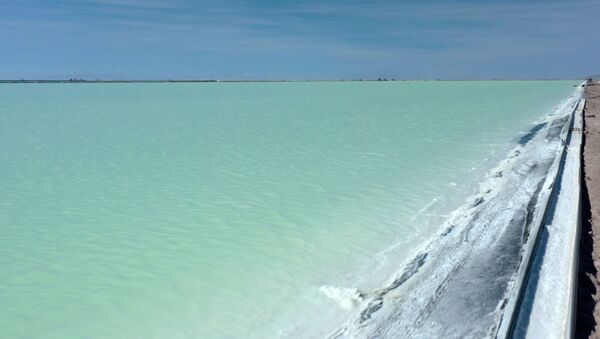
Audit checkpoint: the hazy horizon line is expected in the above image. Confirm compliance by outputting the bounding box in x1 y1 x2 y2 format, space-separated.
0 77 589 83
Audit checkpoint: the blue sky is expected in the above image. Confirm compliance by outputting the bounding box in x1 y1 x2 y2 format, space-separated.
1 0 599 80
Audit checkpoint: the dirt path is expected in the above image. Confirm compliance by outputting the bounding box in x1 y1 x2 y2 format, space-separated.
577 81 600 338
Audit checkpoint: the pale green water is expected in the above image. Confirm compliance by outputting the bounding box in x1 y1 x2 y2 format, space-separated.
0 81 577 338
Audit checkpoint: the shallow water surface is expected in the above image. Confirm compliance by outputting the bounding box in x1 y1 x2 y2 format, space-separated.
0 81 577 338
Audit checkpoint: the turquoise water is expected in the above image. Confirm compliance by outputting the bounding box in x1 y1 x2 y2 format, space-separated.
0 81 577 338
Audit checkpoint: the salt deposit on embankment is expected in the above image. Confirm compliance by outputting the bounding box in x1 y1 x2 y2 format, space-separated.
330 85 586 339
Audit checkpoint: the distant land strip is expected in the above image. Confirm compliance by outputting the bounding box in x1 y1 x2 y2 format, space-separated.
0 78 584 83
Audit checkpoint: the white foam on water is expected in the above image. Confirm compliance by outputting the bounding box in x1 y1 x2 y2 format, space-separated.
319 285 364 310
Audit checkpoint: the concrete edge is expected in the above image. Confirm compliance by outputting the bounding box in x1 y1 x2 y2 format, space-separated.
566 98 584 337
496 96 584 338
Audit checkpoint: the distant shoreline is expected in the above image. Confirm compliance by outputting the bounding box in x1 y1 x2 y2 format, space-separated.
0 78 583 84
